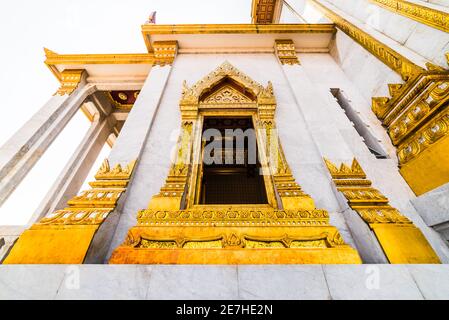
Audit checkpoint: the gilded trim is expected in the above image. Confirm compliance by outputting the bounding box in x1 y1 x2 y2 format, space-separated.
141 23 336 52
370 0 449 33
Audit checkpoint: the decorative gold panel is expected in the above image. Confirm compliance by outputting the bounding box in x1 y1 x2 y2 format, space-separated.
325 158 440 263
370 0 449 33
152 40 178 66
275 39 300 65
3 159 137 264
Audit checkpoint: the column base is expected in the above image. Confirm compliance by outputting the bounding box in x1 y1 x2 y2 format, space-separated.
109 223 362 264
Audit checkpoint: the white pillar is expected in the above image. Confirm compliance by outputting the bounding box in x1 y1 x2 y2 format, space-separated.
0 79 96 207
28 113 112 224
279 62 389 263
84 65 173 263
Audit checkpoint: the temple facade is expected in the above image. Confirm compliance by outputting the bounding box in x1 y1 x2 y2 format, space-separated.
1 0 449 299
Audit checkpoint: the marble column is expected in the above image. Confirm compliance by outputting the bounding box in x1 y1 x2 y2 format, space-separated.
84 65 173 263
27 113 113 225
0 75 96 207
278 61 389 263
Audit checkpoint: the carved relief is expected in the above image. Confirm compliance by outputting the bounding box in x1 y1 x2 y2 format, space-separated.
275 39 300 65
55 69 85 96
371 65 449 165
37 158 137 226
325 158 412 225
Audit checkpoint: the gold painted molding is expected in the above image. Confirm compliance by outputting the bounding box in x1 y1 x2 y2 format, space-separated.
44 48 155 81
370 0 449 33
3 159 137 264
141 23 336 52
309 0 425 80
325 158 440 263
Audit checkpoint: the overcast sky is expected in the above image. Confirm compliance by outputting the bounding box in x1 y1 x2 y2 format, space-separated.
0 0 252 225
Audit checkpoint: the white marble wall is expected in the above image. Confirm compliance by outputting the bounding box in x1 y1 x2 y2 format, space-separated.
1 265 449 299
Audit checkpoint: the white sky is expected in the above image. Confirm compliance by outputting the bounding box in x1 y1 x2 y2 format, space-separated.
0 0 252 225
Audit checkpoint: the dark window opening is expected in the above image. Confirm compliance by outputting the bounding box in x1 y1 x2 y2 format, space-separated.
331 88 388 159
199 117 268 204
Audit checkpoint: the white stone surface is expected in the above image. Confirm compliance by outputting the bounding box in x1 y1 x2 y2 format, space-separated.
238 265 330 299
412 182 449 227
147 266 238 300
85 65 173 263
0 265 448 299
323 265 424 299
56 265 151 300
407 265 449 299
0 265 66 299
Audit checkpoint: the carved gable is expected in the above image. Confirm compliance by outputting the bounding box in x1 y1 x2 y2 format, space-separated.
201 84 254 104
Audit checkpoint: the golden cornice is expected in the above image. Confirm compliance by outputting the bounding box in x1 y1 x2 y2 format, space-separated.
370 0 449 33
141 23 336 51
44 48 155 81
44 48 155 65
309 0 425 80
